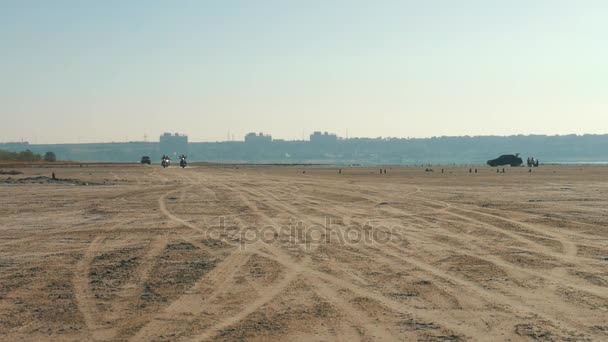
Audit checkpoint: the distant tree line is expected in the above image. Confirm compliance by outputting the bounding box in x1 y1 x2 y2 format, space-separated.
0 149 56 162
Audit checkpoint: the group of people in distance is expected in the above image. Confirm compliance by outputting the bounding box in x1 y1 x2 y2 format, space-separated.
527 157 540 167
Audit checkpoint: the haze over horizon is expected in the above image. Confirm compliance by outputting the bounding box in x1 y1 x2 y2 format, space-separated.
2 1 607 144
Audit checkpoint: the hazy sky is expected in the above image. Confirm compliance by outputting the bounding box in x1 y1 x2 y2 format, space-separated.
1 1 606 143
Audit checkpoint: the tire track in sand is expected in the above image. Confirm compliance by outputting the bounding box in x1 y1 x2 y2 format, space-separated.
183 184 308 341
72 236 118 341
110 234 170 320
234 179 596 338
286 187 608 300
130 249 251 341
293 183 602 334
130 185 274 341
206 182 477 340
310 278 402 341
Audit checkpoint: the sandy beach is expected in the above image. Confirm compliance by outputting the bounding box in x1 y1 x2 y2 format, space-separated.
1 165 607 341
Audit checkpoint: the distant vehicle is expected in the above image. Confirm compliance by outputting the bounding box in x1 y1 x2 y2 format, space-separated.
140 156 151 165
161 155 171 168
487 154 523 167
179 155 188 168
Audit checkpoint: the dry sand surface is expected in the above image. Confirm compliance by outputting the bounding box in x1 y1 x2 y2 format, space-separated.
1 165 607 341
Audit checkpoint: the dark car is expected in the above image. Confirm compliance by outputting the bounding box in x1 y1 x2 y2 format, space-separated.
487 154 523 167
140 156 151 165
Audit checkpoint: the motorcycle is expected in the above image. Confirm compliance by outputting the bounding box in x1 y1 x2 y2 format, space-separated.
161 155 171 168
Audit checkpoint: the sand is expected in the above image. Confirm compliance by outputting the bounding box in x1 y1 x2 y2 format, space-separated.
1 165 607 341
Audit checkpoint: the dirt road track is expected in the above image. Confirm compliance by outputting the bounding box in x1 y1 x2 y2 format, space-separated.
1 165 607 341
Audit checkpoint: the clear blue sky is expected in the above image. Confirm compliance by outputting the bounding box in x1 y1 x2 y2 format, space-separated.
1 0 606 143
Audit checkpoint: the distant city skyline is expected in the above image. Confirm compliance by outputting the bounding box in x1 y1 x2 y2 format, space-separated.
4 129 608 145
3 132 607 165
2 1 607 143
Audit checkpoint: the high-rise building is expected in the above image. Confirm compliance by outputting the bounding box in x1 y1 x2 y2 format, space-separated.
159 132 188 157
244 132 272 143
310 131 338 144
